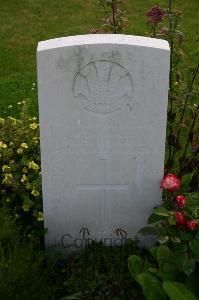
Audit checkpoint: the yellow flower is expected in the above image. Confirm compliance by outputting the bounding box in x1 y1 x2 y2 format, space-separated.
21 143 28 149
9 142 14 147
21 174 27 183
32 137 38 144
29 117 37 121
8 117 17 125
29 123 38 130
2 165 11 172
0 118 5 125
22 204 30 212
17 148 23 154
28 160 39 171
37 212 44 222
2 173 13 184
0 141 7 149
22 167 28 173
31 189 40 197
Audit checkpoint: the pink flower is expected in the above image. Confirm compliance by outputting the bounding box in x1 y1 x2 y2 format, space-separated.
175 195 186 208
146 6 165 24
160 173 181 192
187 220 198 231
175 212 186 225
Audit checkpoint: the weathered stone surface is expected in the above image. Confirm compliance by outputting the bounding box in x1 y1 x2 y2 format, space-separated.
37 34 170 251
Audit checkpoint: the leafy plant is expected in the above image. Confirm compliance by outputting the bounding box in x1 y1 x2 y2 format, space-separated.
163 281 198 300
98 0 127 33
128 247 199 300
0 207 61 300
0 101 43 235
132 173 199 299
62 240 146 300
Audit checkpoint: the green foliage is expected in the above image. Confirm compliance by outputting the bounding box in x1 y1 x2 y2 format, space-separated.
0 101 43 234
163 281 199 300
129 1 199 297
136 273 167 300
0 207 60 300
128 245 199 300
62 240 146 300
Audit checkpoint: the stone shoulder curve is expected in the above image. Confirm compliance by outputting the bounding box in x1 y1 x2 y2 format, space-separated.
37 34 170 53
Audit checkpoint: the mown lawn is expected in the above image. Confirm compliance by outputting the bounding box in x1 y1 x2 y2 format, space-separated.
0 0 198 115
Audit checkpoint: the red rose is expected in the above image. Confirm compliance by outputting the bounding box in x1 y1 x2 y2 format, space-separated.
186 220 198 231
175 212 186 225
175 195 186 208
160 173 181 192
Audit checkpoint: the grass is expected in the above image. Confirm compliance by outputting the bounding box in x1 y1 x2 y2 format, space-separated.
0 0 199 115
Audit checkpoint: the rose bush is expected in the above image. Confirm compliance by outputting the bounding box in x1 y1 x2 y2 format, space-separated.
128 174 199 300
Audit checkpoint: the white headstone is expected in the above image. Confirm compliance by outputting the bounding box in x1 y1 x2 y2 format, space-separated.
37 34 170 250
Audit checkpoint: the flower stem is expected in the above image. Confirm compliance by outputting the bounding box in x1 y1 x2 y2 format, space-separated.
179 111 198 176
171 63 199 165
99 0 114 27
153 23 156 37
169 0 172 10
167 0 174 169
112 3 117 33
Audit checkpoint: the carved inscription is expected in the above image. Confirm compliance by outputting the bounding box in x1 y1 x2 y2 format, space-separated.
73 60 133 114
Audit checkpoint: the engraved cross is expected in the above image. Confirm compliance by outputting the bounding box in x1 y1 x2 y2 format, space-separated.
77 160 129 230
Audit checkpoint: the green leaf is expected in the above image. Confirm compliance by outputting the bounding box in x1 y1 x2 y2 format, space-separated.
179 230 194 241
148 213 163 224
186 192 199 201
153 207 169 217
183 256 195 276
157 245 171 261
173 243 188 254
168 215 177 225
195 232 199 240
176 254 195 276
128 255 144 280
136 273 167 300
149 246 158 260
186 192 199 207
138 226 158 236
189 240 199 255
180 184 191 193
181 173 193 186
163 281 198 300
157 245 176 280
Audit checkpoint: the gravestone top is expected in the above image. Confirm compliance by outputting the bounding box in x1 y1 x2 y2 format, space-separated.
37 34 170 252
37 34 169 52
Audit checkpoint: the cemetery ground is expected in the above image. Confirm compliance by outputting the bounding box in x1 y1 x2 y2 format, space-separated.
0 1 199 300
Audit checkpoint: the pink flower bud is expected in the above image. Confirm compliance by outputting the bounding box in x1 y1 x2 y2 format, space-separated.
175 195 186 208
160 173 181 192
175 212 186 225
186 220 198 231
